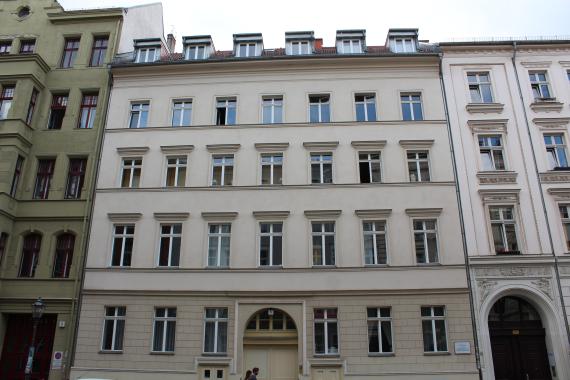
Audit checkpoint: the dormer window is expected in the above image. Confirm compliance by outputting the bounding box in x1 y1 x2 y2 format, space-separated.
336 30 366 55
291 41 311 55
387 29 419 53
187 45 207 60
136 47 158 63
238 43 257 57
393 38 416 53
340 39 362 54
234 33 263 58
183 35 214 61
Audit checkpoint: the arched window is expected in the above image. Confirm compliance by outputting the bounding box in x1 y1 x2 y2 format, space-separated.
488 296 541 323
19 233 41 277
246 309 296 331
53 233 75 278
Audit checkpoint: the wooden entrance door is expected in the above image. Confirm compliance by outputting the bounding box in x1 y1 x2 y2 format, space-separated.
490 322 552 380
0 314 57 380
243 345 297 380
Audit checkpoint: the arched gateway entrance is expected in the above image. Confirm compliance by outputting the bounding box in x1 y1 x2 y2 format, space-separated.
243 308 298 380
489 296 552 380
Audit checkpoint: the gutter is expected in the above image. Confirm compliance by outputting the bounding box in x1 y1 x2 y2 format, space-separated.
438 53 483 380
510 41 570 350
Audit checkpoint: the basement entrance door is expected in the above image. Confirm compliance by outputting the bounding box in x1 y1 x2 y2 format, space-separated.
0 314 57 380
489 296 552 380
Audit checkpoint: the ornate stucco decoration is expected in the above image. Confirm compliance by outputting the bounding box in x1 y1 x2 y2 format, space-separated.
547 188 570 200
477 280 498 302
474 266 550 277
477 171 517 184
519 61 552 68
540 172 570 183
531 278 553 300
532 117 570 130
530 100 564 113
467 119 508 134
465 103 505 114
478 189 520 204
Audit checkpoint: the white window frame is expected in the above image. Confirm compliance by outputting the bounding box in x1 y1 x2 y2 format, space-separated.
310 153 333 184
261 96 283 124
308 94 331 123
258 222 283 267
260 153 283 185
400 93 423 121
393 38 416 53
413 219 439 264
215 97 237 125
157 223 182 267
120 157 142 188
478 135 506 171
172 100 192 127
207 223 231 267
367 307 393 354
165 156 187 187
129 102 149 129
291 41 311 55
211 154 234 186
203 307 228 354
354 94 377 122
101 306 126 352
421 306 448 353
110 224 134 267
311 221 336 266
236 43 258 57
488 205 519 254
358 152 382 183
136 48 157 63
314 308 339 355
559 204 570 251
406 150 430 182
529 71 553 99
151 307 176 352
340 39 362 54
467 72 494 103
544 133 569 169
362 220 388 265
186 44 208 60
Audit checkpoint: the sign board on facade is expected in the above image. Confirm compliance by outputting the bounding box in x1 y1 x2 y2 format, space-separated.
454 341 471 354
51 351 63 370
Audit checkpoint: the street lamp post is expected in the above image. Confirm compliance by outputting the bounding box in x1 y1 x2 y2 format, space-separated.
24 297 45 380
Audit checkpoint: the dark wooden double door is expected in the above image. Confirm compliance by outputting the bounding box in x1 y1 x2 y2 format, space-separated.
490 321 552 380
0 314 57 380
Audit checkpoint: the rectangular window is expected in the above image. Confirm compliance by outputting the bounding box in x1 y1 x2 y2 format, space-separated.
414 219 438 264
261 154 283 185
47 94 68 129
237 43 257 57
120 158 142 188
309 95 330 123
355 94 376 122
25 88 39 125
340 39 362 54
407 151 430 182
33 159 55 199
208 224 231 267
65 157 87 199
0 233 8 265
19 234 41 277
421 306 447 353
10 155 24 197
489 206 519 254
19 39 35 54
291 41 310 55
367 307 393 354
393 38 415 53
129 102 149 128
529 72 552 99
262 96 283 124
90 36 108 66
102 306 126 351
211 155 233 186
0 41 11 54
544 134 569 169
187 45 207 60
401 93 423 121
77 93 98 129
52 234 75 278
259 222 283 266
172 100 192 127
0 86 15 119
312 222 335 266
559 205 570 251
165 157 187 187
359 152 381 183
152 307 176 352
479 135 505 171
158 224 181 267
204 308 228 353
363 221 387 265
314 308 338 355
111 225 134 267
467 72 493 103
60 38 80 68
311 153 333 184
136 48 157 63
215 98 237 125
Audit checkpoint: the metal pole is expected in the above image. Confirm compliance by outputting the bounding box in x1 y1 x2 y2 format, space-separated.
24 317 39 380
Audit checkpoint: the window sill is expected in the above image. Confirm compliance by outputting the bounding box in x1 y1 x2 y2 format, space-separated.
150 351 175 355
364 264 389 268
313 354 340 358
311 265 337 269
477 171 517 184
368 352 395 357
99 350 123 354
539 171 570 183
423 351 450 356
530 100 563 112
258 265 283 269
465 102 505 114
417 262 441 266
495 251 521 255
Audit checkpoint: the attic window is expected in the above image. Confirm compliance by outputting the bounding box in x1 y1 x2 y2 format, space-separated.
393 38 416 53
18 6 31 18
237 43 257 57
291 41 311 55
186 45 207 60
136 48 158 63
340 40 362 54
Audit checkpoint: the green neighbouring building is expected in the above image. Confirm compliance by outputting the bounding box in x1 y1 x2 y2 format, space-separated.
0 1 165 378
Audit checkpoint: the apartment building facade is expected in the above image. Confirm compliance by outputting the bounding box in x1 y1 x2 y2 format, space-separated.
441 40 570 380
0 1 164 379
71 29 479 380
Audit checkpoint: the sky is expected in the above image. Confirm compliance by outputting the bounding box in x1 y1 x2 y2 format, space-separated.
59 0 570 51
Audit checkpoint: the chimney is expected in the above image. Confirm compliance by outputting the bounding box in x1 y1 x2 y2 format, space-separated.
314 38 323 50
167 33 176 52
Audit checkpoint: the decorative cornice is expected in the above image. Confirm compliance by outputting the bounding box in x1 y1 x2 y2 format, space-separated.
195 356 232 366
405 208 442 217
116 146 149 155
477 171 518 184
559 61 570 68
350 140 387 150
160 145 194 153
302 141 339 149
354 209 392 218
252 211 291 219
540 171 570 183
467 119 508 133
520 61 552 68
398 139 434 148
254 143 290 151
479 189 520 203
201 211 238 220
0 54 51 73
206 144 240 153
530 100 564 113
465 103 505 114
547 188 570 201
107 213 142 221
153 212 190 221
532 117 570 129
304 210 342 219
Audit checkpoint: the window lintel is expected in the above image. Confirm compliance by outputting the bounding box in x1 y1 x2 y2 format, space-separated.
399 139 434 148
303 141 339 150
405 208 442 218
107 212 142 222
252 211 290 220
116 146 149 155
254 142 289 151
201 212 238 220
304 210 341 219
351 140 387 150
153 212 190 221
355 209 392 219
160 145 194 154
479 189 520 204
206 144 240 153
